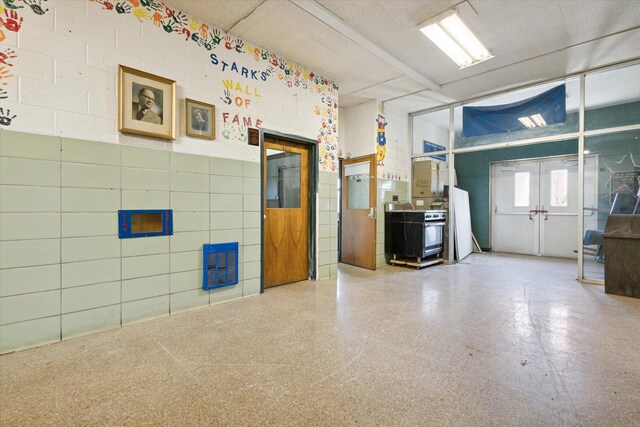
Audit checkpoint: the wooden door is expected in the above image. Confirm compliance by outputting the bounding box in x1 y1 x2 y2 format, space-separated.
341 154 377 270
263 137 309 288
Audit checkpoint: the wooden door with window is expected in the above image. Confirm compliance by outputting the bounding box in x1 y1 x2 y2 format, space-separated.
263 137 309 288
341 154 377 270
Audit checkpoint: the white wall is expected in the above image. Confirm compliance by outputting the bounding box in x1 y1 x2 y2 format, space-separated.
340 101 377 159
412 113 449 155
378 103 410 181
0 0 339 171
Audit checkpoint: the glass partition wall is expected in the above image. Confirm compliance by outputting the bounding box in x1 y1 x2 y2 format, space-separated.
410 60 640 282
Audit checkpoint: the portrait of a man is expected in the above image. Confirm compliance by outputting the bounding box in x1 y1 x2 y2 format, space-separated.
118 65 175 140
132 85 163 125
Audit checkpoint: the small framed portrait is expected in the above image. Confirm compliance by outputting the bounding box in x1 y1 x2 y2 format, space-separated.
118 65 176 140
185 98 215 140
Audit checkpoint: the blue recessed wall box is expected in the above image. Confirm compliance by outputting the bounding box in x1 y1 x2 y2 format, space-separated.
118 210 173 238
203 242 239 290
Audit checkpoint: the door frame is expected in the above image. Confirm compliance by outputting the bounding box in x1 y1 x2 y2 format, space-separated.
260 129 318 293
489 153 579 253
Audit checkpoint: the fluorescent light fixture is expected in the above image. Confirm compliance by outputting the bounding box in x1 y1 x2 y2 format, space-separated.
421 23 473 67
518 117 536 128
420 12 493 68
584 150 591 154
531 114 547 127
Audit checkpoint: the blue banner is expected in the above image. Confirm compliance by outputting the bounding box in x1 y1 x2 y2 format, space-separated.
423 140 446 161
463 84 566 137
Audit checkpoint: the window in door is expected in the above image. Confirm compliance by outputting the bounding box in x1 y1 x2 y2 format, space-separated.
550 169 568 207
514 172 530 207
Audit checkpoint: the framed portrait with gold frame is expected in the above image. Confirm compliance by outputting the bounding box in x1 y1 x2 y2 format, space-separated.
118 65 176 140
185 98 215 140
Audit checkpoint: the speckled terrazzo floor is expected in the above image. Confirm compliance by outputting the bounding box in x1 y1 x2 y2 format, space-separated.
1 253 640 426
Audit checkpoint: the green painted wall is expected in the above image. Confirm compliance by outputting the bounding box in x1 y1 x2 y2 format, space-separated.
456 140 578 249
454 100 640 250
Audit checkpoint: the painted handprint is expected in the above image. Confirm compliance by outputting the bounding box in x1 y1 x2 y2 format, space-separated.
96 0 114 11
127 0 140 7
0 48 16 66
199 37 213 51
269 53 278 67
0 65 13 83
0 9 24 32
0 107 17 126
24 0 49 15
133 7 150 21
237 125 247 141
220 90 231 105
188 17 199 31
115 2 131 14
140 0 156 9
180 26 190 41
210 29 221 46
2 0 23 9
199 23 208 39
224 35 232 50
234 39 244 54
151 11 162 26
161 19 178 33
172 10 187 26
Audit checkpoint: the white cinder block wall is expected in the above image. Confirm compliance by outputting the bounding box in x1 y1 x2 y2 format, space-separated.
0 0 339 353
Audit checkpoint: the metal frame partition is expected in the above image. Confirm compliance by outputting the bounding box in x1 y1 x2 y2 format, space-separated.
409 58 640 283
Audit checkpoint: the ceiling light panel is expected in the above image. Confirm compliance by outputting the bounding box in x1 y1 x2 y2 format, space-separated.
420 12 493 69
421 24 473 68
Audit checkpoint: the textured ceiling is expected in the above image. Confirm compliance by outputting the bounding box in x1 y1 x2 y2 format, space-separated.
167 0 640 112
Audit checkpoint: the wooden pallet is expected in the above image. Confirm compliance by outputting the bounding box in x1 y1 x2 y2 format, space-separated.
390 257 444 269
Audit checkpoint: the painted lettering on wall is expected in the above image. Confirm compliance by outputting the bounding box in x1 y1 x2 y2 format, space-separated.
210 54 268 81
221 112 262 128
88 0 340 171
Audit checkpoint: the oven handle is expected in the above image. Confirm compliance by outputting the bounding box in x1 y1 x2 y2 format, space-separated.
424 221 446 227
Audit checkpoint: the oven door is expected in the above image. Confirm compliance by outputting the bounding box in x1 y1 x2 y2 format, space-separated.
423 221 445 256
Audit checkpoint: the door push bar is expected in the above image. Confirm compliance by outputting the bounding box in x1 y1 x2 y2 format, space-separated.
528 209 548 221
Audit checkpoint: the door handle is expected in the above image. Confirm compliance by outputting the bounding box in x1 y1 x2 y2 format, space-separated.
368 207 376 219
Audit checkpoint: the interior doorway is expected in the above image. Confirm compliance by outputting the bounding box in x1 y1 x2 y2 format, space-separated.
491 155 579 258
262 134 315 288
340 154 377 270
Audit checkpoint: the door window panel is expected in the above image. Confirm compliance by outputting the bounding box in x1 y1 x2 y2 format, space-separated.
514 172 530 207
345 162 370 209
550 169 568 207
347 175 370 209
266 149 301 208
